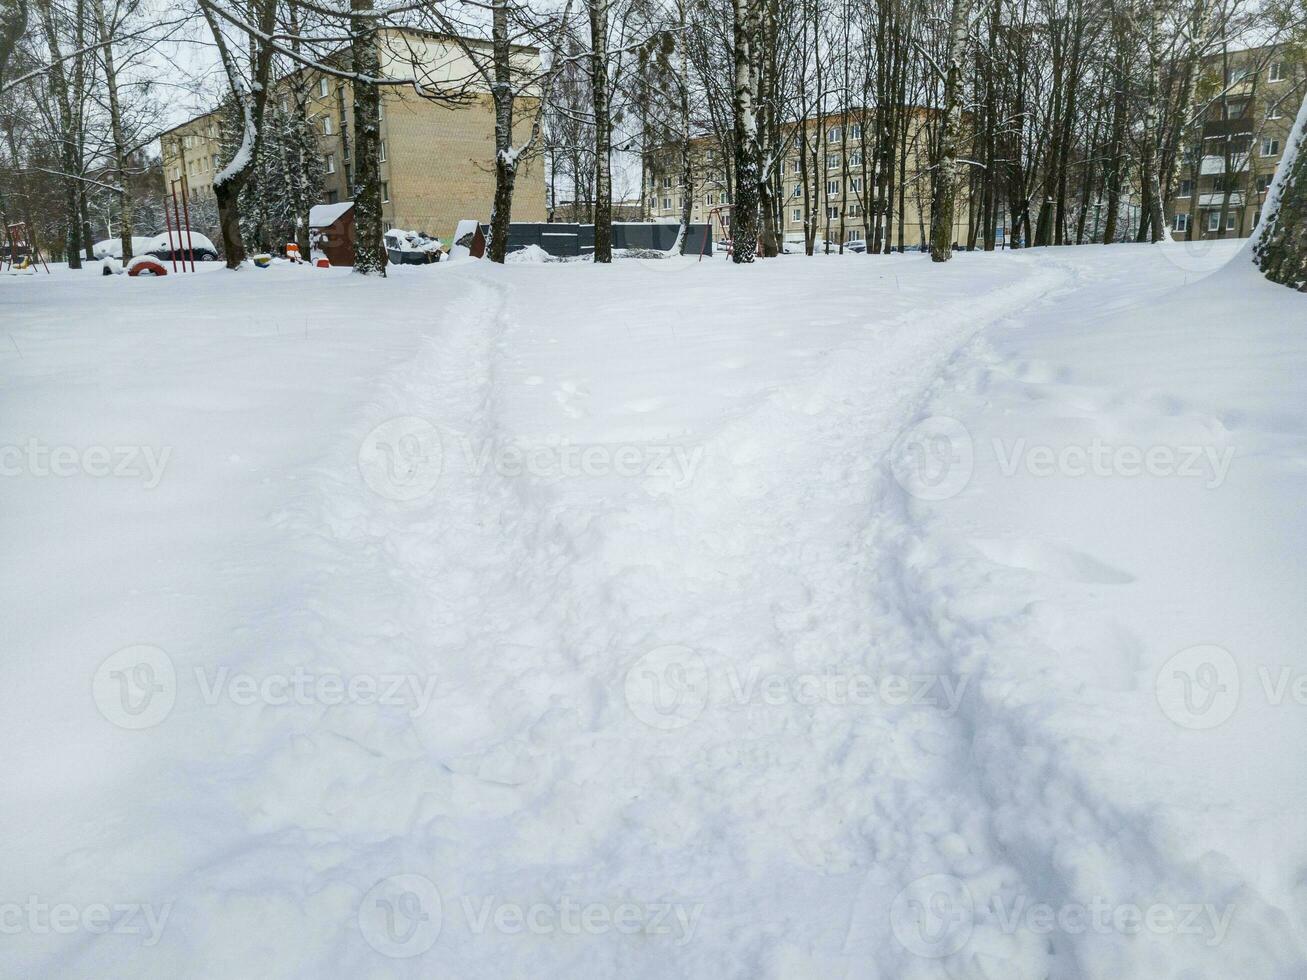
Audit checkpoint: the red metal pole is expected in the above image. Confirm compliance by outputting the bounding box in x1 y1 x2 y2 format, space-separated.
164 184 178 273
170 181 185 273
181 175 196 272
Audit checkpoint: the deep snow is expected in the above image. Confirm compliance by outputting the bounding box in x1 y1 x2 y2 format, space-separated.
1 242 1304 978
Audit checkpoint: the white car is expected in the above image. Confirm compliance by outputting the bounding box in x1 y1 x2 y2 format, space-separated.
94 232 220 262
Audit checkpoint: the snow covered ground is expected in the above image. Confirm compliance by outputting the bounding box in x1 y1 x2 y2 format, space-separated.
2 242 1305 978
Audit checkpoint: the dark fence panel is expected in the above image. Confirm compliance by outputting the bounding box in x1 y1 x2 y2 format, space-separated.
485 222 712 258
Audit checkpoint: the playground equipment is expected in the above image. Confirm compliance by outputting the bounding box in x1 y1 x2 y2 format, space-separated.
699 206 760 261
3 221 50 273
164 174 197 273
127 256 167 277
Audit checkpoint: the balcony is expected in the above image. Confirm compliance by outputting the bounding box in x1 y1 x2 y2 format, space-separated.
1202 117 1254 141
1199 154 1249 175
1198 192 1244 208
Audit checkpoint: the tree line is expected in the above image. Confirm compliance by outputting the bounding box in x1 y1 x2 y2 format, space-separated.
0 0 1303 275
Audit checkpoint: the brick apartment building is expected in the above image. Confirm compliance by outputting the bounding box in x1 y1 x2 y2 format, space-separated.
1171 42 1306 240
159 28 547 250
646 109 971 250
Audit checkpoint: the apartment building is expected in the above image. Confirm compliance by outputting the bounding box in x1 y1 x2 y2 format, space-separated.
159 28 547 250
1171 42 1305 240
646 109 971 250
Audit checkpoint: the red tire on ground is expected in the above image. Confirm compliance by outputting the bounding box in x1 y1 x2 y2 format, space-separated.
127 258 168 277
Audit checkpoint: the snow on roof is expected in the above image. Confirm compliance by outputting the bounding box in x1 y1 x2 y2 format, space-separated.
309 201 354 228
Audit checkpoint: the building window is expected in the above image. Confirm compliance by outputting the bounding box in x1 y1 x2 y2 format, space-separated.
379 140 387 162
319 78 329 97
846 228 863 242
662 176 672 188
662 196 671 209
1226 212 1237 231
1268 103 1283 120
792 183 801 198
849 151 862 167
1269 61 1284 82
1207 211 1221 232
321 115 333 135
1262 138 1280 156
850 177 862 193
791 160 801 173
1173 213 1189 233
792 208 802 222
848 203 861 217
826 154 839 170
849 124 861 140
827 126 841 143
1227 66 1251 85
381 181 389 202
325 190 339 203
324 153 336 174
212 155 220 171
826 206 839 219
1178 179 1192 197
826 179 838 195
1257 174 1273 194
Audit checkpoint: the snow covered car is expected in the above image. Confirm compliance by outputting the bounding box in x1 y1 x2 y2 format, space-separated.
93 232 219 263
384 229 444 264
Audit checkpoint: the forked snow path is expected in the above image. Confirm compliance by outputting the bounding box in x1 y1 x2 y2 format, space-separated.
228 257 1094 978
22 253 1301 979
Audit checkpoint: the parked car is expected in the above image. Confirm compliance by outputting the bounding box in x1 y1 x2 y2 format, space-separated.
94 232 220 263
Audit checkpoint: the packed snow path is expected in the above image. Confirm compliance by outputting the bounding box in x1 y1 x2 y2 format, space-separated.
3 243 1305 978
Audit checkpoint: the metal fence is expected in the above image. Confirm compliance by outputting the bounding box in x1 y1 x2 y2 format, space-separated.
485 222 714 258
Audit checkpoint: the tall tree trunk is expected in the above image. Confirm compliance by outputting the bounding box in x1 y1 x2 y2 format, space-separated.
34 0 82 267
488 0 517 263
930 0 970 262
590 0 612 263
350 0 385 274
1137 0 1167 243
203 0 277 269
94 0 133 261
730 0 760 262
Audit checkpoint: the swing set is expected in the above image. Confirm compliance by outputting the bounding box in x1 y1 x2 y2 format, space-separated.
3 220 50 274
